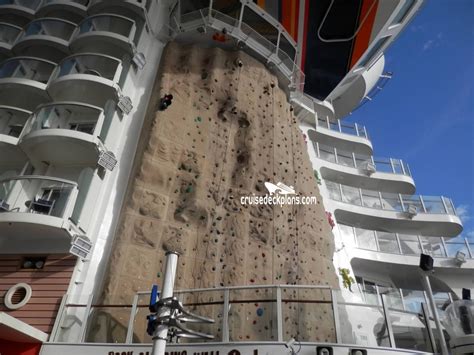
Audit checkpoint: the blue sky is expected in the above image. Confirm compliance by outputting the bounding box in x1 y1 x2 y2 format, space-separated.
348 0 474 240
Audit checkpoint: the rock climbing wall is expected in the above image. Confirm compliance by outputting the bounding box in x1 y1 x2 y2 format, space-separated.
98 42 339 342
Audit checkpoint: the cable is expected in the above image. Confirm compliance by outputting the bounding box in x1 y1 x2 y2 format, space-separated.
317 0 378 43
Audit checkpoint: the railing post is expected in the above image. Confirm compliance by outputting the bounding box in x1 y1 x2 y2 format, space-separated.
222 288 230 342
374 230 381 252
378 191 384 209
400 160 406 175
79 294 94 342
50 294 68 342
421 302 438 353
390 158 396 173
351 152 357 168
395 233 403 254
381 294 396 348
359 188 364 206
419 196 427 213
399 288 406 311
465 238 473 258
126 294 139 343
331 289 341 343
354 122 359 136
326 116 330 129
441 237 448 257
276 286 283 342
338 183 344 201
315 141 320 157
417 235 424 254
399 194 405 211
334 147 339 164
337 119 342 132
440 196 450 214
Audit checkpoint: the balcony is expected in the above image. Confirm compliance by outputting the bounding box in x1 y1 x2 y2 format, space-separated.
13 18 76 62
0 0 41 26
88 0 151 23
0 57 55 110
312 141 415 194
47 53 124 108
0 22 22 60
19 102 107 166
326 181 463 237
0 175 79 243
309 117 373 155
339 224 474 269
36 0 89 24
0 105 30 164
70 14 138 59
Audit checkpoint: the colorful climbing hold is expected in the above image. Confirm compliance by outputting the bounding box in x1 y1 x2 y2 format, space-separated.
256 308 264 316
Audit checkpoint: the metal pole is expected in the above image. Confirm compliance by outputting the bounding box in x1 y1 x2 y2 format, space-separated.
421 273 449 355
421 302 438 353
151 251 179 355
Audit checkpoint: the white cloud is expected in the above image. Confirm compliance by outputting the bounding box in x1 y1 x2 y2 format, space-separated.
422 32 444 51
456 204 471 223
423 39 434 51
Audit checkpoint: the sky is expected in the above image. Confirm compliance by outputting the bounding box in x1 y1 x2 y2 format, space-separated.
348 0 474 241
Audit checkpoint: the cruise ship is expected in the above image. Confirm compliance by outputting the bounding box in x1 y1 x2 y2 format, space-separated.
0 1 472 355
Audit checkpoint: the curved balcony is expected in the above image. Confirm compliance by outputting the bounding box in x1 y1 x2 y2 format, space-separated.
36 0 89 24
326 181 463 237
47 53 123 107
70 14 137 59
313 142 415 194
13 18 76 62
0 175 78 242
0 57 55 110
19 102 106 166
0 22 21 60
339 224 474 269
310 117 373 155
0 0 41 26
0 105 30 164
88 0 151 23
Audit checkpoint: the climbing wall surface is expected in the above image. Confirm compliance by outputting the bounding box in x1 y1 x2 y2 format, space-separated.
99 42 338 342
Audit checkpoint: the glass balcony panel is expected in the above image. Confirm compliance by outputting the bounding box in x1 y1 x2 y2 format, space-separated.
444 238 470 258
325 181 342 201
354 153 369 168
0 23 21 44
380 287 403 310
318 144 336 163
57 55 118 80
341 185 361 205
328 120 339 131
278 34 296 64
212 0 241 20
240 22 275 54
401 289 426 313
84 306 130 343
355 228 377 251
242 6 278 47
28 104 100 136
23 19 76 41
388 308 433 352
131 293 152 343
79 15 134 38
398 234 421 255
229 288 277 341
362 189 381 209
0 0 41 10
419 196 446 214
401 195 425 212
380 192 403 211
374 158 394 173
211 9 238 27
444 198 456 215
336 151 354 167
0 177 74 218
0 107 29 137
0 58 55 83
180 0 208 15
338 223 356 244
377 231 400 254
420 236 446 257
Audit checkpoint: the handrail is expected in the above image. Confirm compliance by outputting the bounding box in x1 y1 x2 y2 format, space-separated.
0 174 77 186
316 116 370 139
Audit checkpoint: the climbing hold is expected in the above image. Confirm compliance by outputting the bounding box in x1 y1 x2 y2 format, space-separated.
185 185 193 193
256 308 264 316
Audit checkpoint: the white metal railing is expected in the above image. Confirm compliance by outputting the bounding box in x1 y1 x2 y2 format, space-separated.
0 105 31 138
316 116 370 139
0 175 78 218
21 102 105 139
339 224 473 259
313 141 412 176
326 181 457 216
167 2 305 96
51 284 442 352
0 56 56 84
17 18 76 42
0 22 22 45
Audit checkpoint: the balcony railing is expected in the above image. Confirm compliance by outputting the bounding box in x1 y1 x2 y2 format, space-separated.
0 56 56 84
316 116 369 139
0 0 42 11
22 102 104 138
0 175 77 218
18 18 76 42
52 53 121 82
339 224 474 259
313 141 412 176
0 22 22 45
42 0 89 5
0 105 30 138
76 14 136 41
326 181 457 216
51 284 441 353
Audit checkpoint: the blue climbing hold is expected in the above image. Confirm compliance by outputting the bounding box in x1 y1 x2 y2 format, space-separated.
256 308 264 316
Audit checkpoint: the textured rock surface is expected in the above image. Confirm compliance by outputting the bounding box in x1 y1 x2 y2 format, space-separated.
99 42 338 342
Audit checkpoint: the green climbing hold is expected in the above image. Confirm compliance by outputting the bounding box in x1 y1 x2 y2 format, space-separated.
195 116 202 122
185 185 193 193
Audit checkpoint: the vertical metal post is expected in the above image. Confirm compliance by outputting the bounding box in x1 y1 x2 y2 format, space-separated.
338 183 344 201
151 251 179 355
440 196 449 214
421 302 438 353
374 230 381 252
331 289 341 343
126 294 140 343
315 141 320 157
326 116 330 129
337 119 342 132
441 237 448 257
465 238 473 258
390 158 396 173
419 196 427 213
399 194 405 211
395 233 403 254
417 235 424 254
400 160 406 175
378 191 384 209
421 273 449 355
276 286 283 341
79 294 94 342
334 147 339 164
359 188 364 207
399 288 406 311
50 294 68 342
351 152 357 168
237 1 245 30
222 288 230 342
354 122 359 136
381 294 396 348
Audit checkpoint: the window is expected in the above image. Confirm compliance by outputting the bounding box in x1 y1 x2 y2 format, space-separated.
69 122 95 134
7 124 23 137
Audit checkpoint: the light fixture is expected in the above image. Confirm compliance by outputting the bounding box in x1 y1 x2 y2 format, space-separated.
70 235 93 259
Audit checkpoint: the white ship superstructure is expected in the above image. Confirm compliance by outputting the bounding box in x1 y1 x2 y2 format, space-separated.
0 1 472 355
